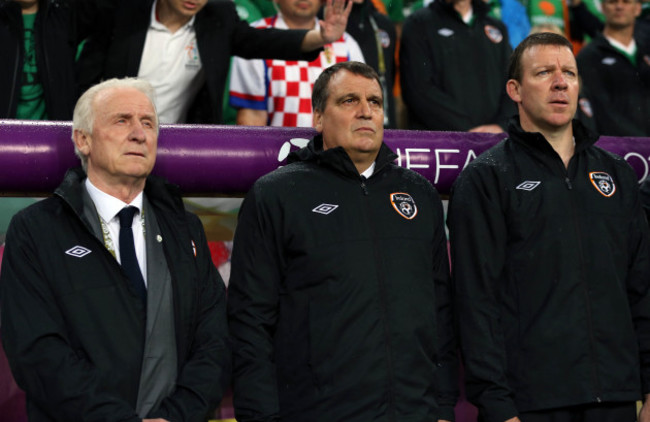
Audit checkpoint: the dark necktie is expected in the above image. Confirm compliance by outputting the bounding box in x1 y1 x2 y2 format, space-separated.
118 206 147 306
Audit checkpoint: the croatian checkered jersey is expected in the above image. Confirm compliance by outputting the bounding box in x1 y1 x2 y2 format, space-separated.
229 14 365 127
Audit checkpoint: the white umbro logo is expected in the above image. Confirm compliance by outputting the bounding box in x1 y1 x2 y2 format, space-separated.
65 246 92 258
516 181 541 191
312 203 339 215
602 57 616 65
438 28 454 37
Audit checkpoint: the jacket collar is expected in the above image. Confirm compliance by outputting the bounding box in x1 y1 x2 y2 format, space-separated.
55 168 186 222
507 115 599 157
288 134 397 179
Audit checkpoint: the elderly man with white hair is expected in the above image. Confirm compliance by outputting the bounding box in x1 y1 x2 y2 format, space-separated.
0 77 230 422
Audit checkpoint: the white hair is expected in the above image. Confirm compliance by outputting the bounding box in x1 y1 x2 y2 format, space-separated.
71 78 158 170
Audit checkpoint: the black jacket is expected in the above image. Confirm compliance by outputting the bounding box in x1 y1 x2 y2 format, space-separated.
400 0 514 131
0 169 230 422
0 0 87 119
77 0 318 124
228 136 458 422
448 118 650 422
577 33 650 136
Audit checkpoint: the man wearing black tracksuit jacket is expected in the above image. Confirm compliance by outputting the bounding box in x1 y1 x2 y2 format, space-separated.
448 33 650 422
400 0 514 132
0 79 231 421
228 62 457 422
576 0 650 137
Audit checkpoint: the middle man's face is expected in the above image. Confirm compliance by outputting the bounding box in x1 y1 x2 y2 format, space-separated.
314 70 384 164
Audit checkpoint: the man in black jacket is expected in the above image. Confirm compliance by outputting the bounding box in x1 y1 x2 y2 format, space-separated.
400 0 514 132
448 32 650 422
77 0 353 124
228 61 457 422
0 78 230 422
577 0 649 137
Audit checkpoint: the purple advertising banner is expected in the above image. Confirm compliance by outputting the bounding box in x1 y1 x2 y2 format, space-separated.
0 120 648 196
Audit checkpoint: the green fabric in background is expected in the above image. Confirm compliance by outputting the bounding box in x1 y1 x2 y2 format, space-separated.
528 0 566 30
383 0 406 22
16 13 47 121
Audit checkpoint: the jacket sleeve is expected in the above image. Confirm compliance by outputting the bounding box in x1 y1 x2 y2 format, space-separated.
399 14 475 131
227 186 283 422
0 213 141 422
149 213 231 422
431 189 459 421
447 164 519 422
626 175 650 395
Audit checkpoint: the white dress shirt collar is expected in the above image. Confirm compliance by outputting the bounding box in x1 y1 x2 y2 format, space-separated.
361 162 376 179
85 178 144 223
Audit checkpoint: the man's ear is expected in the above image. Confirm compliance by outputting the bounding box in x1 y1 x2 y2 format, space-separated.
313 109 323 133
73 129 91 156
506 79 522 104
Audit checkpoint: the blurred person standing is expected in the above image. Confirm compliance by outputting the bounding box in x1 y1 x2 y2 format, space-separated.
577 0 650 136
400 0 515 132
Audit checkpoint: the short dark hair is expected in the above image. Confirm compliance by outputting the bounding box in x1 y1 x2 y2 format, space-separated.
508 32 574 81
312 61 383 113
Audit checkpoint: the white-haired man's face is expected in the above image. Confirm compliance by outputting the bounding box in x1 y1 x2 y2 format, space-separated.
74 87 158 189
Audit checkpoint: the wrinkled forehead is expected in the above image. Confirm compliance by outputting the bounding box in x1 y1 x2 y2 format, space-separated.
328 71 383 98
93 87 156 117
522 44 577 70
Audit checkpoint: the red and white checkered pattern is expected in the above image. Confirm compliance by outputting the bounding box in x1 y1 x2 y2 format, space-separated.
229 14 365 127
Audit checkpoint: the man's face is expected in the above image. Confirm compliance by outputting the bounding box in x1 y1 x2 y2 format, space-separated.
313 70 384 162
160 0 208 19
76 87 158 187
507 45 579 133
276 0 321 23
602 0 641 30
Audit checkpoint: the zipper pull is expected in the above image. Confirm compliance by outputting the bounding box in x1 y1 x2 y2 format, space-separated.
565 177 573 190
360 176 369 196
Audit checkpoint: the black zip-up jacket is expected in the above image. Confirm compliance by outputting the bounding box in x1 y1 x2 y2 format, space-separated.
0 169 231 422
77 0 318 124
0 0 99 120
400 0 514 131
448 118 650 422
577 32 650 137
228 136 458 422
